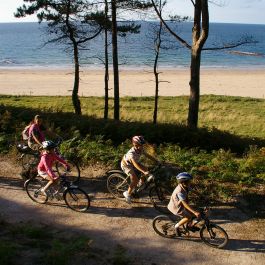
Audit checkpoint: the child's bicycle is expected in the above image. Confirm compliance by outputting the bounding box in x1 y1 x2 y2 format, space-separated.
24 172 90 212
17 138 80 183
152 206 229 249
107 164 172 213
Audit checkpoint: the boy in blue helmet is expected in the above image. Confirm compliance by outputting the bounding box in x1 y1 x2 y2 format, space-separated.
168 172 200 235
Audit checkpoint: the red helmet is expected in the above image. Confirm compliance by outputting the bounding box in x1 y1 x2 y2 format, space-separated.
132 136 146 145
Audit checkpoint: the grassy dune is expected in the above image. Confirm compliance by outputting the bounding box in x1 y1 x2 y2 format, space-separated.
1 94 265 138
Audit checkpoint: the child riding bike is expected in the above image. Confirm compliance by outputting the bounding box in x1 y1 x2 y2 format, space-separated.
167 172 201 236
37 140 69 195
121 136 160 204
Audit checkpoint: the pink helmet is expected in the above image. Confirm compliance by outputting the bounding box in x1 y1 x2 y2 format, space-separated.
132 136 146 145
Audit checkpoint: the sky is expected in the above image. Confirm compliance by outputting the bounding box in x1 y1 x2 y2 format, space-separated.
0 0 265 24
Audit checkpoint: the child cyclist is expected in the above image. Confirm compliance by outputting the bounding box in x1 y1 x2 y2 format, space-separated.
121 136 160 204
37 140 69 195
167 172 201 236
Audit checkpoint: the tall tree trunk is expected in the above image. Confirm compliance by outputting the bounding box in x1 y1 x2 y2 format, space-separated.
111 0 120 120
188 45 201 128
187 0 209 128
104 0 109 119
153 20 162 124
72 43 81 115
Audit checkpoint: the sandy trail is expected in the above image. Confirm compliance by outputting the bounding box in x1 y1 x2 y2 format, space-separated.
0 156 264 265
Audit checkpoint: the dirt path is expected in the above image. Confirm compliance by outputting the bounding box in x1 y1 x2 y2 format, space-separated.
0 156 264 265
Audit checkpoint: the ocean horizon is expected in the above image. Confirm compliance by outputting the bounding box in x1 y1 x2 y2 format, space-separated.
0 21 265 70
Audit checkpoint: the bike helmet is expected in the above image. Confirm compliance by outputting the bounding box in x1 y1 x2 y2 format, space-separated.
42 140 57 150
176 172 193 183
132 136 146 145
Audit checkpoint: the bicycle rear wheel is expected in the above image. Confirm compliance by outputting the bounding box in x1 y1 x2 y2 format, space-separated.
64 187 90 212
21 153 39 170
55 159 80 184
200 224 229 248
25 176 48 204
149 185 172 214
107 173 129 199
152 215 177 238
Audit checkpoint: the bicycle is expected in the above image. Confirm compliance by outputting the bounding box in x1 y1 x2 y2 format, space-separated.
16 138 80 183
24 172 90 212
107 164 172 213
152 206 229 249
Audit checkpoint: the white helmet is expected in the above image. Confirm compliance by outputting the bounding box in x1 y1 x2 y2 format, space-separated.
132 136 146 145
42 140 57 150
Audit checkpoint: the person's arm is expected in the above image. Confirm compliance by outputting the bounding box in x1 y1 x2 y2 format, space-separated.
31 129 42 145
54 154 69 170
181 200 200 218
131 159 149 175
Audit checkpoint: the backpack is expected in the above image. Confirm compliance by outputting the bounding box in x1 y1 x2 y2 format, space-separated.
22 124 31 140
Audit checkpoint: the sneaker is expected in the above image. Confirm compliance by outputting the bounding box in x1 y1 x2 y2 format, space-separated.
40 188 47 196
174 224 182 237
123 191 132 204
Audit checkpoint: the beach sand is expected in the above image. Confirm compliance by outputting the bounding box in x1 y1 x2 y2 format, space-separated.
0 68 265 98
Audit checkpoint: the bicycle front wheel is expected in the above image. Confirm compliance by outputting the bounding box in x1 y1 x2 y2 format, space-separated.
55 160 80 184
200 224 229 248
149 185 172 214
25 176 48 204
107 173 129 199
152 215 177 238
64 188 90 212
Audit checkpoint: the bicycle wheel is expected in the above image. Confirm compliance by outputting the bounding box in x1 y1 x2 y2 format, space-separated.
149 185 172 214
55 159 80 183
152 215 177 238
25 176 48 204
107 173 129 199
200 223 229 248
21 153 39 170
64 187 90 212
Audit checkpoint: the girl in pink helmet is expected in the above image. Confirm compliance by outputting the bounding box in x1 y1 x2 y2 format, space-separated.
121 136 159 204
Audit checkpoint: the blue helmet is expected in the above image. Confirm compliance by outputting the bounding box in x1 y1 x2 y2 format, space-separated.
176 172 193 183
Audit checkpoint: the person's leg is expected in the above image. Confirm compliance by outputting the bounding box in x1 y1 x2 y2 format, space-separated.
128 171 138 196
121 165 138 203
40 175 54 193
123 171 138 204
174 210 193 235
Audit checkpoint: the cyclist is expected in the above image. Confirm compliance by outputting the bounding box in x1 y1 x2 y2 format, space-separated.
121 135 160 204
28 114 46 150
167 172 200 236
37 140 69 195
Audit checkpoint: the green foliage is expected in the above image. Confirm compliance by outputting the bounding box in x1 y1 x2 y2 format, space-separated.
10 224 51 239
207 149 239 181
0 241 17 265
1 95 265 190
46 238 90 265
109 244 132 265
0 220 96 265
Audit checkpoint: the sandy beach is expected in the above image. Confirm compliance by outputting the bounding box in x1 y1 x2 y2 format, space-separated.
0 68 265 98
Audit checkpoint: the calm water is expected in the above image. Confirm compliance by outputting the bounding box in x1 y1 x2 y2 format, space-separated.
0 22 264 69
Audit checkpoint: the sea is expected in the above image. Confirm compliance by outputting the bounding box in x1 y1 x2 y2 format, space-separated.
0 21 265 70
